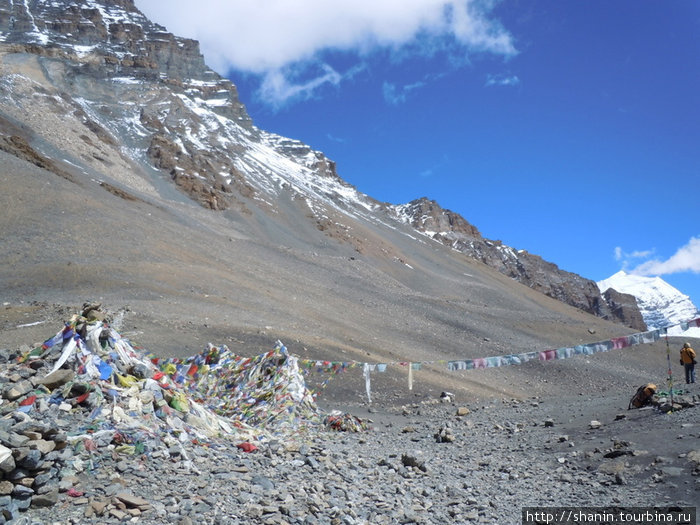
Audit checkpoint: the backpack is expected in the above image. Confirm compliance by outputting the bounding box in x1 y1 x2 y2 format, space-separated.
628 383 656 409
681 347 697 365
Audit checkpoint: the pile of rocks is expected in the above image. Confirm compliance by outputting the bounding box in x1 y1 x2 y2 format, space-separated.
0 341 177 521
652 393 697 412
0 306 353 522
0 402 67 516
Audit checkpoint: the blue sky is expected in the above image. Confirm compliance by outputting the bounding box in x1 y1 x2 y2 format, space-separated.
136 0 700 310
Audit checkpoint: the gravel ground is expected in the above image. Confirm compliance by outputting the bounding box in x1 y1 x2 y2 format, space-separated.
8 390 700 525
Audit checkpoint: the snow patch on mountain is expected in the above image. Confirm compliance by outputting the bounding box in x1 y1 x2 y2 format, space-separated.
598 271 700 338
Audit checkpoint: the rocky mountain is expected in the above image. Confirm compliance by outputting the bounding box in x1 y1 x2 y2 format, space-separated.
0 0 642 327
0 0 653 383
598 271 700 338
393 198 642 326
599 287 647 332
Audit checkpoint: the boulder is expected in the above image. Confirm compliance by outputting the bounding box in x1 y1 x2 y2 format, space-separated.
36 369 74 391
3 380 33 401
0 445 15 474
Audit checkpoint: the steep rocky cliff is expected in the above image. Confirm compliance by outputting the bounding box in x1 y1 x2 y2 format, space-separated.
601 288 647 332
1 0 261 210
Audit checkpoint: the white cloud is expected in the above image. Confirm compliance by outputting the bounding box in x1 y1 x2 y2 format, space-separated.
614 246 624 261
135 0 516 106
382 83 404 105
630 237 700 276
614 246 654 263
485 73 520 87
418 155 450 178
326 133 347 144
257 64 343 108
382 80 427 105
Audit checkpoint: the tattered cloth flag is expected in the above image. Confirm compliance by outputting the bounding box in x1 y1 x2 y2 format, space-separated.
156 341 323 433
22 315 349 448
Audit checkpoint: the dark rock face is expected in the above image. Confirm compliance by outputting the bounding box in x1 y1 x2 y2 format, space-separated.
396 197 481 237
0 0 257 209
396 198 644 327
0 0 251 123
601 288 647 332
0 0 214 83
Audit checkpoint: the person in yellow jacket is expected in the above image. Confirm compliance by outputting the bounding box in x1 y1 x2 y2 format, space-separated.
680 342 696 384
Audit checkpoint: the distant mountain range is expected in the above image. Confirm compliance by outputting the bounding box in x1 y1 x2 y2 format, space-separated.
598 271 700 338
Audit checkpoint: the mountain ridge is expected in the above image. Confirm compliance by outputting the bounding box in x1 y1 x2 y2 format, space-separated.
392 197 646 327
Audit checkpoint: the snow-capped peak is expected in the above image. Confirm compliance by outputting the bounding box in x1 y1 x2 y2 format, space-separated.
598 270 699 338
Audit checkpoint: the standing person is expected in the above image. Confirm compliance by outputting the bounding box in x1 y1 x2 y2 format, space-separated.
680 342 697 384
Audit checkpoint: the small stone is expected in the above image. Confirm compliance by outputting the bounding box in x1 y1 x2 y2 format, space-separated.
91 499 108 515
110 509 128 520
12 484 34 497
251 475 275 491
3 380 34 401
21 431 42 441
85 309 105 322
456 407 470 417
33 471 53 488
4 432 29 448
589 420 603 429
0 494 11 509
18 477 35 487
31 489 58 507
27 439 56 455
27 359 45 370
15 494 32 511
434 424 456 443
247 504 264 518
116 492 149 509
465 509 479 520
0 445 15 473
401 453 427 472
36 369 75 391
58 478 75 492
543 419 554 427
36 482 58 496
18 448 42 470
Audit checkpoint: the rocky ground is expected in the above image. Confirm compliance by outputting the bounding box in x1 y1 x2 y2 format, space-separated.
0 388 698 525
0 305 697 524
